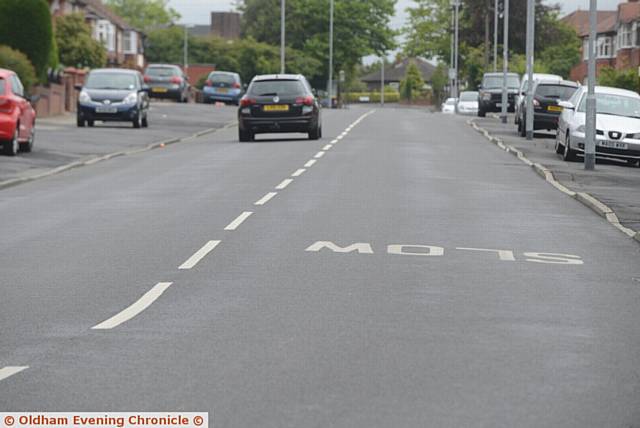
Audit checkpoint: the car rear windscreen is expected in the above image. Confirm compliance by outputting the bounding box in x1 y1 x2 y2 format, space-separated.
483 76 520 89
459 92 477 101
0 78 4 95
535 84 577 100
249 80 305 96
146 67 180 77
210 74 236 85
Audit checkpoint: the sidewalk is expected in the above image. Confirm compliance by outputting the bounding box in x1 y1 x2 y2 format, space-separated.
472 114 640 235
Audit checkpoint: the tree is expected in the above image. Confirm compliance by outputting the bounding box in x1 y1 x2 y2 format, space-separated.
0 0 52 80
400 61 425 102
0 45 37 91
105 0 180 32
55 13 107 68
430 63 448 104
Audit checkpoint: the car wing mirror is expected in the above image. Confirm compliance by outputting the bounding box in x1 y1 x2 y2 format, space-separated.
558 101 574 110
74 84 83 91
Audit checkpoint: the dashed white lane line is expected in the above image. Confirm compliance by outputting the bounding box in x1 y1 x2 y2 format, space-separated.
0 366 28 381
336 136 343 140
255 192 278 205
276 178 294 190
314 151 325 159
304 159 317 167
224 211 253 230
179 240 221 270
330 139 338 144
292 168 306 177
92 282 173 330
322 144 332 150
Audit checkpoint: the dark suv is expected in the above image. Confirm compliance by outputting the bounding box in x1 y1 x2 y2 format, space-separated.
478 72 520 117
237 74 322 142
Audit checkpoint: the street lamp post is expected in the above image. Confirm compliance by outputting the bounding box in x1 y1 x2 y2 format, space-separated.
525 0 535 140
500 0 509 124
494 0 498 72
381 57 385 106
183 24 188 73
280 0 286 74
453 0 460 99
585 0 597 170
328 0 334 108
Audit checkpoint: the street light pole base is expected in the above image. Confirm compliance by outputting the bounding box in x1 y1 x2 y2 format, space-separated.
584 153 596 170
526 131 533 140
500 115 507 124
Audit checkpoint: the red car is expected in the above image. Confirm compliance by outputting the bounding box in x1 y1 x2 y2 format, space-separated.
0 68 36 156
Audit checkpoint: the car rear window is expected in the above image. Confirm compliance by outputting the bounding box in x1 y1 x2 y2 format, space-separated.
0 78 4 95
209 73 236 84
535 84 577 100
249 80 305 96
459 92 477 101
483 75 520 89
146 67 180 77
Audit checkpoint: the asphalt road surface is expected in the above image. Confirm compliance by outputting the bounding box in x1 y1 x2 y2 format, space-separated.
1 106 640 427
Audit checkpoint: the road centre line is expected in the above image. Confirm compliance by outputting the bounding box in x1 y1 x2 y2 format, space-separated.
224 211 253 230
0 366 28 382
322 144 332 150
91 282 173 330
276 178 294 190
314 151 325 159
330 139 338 144
255 192 278 205
179 240 221 270
292 168 306 177
304 159 317 167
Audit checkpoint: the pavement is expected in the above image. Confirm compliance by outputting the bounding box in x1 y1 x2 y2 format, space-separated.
2 106 640 427
474 114 640 233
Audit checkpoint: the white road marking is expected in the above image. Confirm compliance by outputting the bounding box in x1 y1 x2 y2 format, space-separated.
224 211 253 230
388 245 444 256
306 241 374 254
314 151 325 159
178 240 221 270
322 144 332 150
524 252 584 265
456 247 516 261
91 282 173 330
292 168 306 177
330 139 338 144
336 136 343 140
276 178 293 189
0 366 28 381
304 159 317 167
255 192 278 205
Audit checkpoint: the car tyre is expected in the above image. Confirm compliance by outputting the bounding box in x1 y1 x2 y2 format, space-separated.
239 128 253 142
142 114 149 128
77 117 85 127
19 125 35 153
309 125 321 140
563 134 578 162
478 109 486 118
3 126 19 156
132 113 141 129
519 117 526 137
87 120 94 127
555 133 564 154
627 159 639 167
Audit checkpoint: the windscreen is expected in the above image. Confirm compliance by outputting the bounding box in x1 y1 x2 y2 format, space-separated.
210 73 236 85
578 93 640 118
535 84 577 100
483 75 520 89
249 80 305 96
85 72 138 90
459 92 477 101
146 67 180 77
445 99 456 105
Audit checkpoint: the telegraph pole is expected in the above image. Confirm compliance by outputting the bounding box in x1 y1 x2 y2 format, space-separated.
381 57 385 106
494 0 498 72
450 5 455 97
183 25 188 72
453 0 460 98
280 0 285 73
328 0 334 108
500 0 509 124
585 0 597 170
525 0 535 140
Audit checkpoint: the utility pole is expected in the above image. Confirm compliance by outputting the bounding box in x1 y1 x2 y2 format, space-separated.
453 0 460 98
500 0 509 124
183 24 188 73
525 0 535 140
493 0 498 72
381 57 385 106
450 6 455 97
585 0 597 170
280 0 285 74
328 0 334 108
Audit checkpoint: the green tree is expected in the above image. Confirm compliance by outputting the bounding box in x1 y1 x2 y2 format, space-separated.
400 61 425 102
55 13 107 68
430 62 448 104
105 0 180 32
0 45 37 91
0 0 52 80
538 22 581 78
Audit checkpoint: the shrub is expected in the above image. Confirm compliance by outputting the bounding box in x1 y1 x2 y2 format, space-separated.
344 92 400 103
598 67 640 92
0 45 37 91
55 13 107 69
400 61 425 102
0 0 52 80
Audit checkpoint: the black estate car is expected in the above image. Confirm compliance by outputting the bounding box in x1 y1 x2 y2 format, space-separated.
237 74 322 142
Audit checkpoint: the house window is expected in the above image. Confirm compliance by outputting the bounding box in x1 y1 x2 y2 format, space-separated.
618 23 634 48
597 36 613 58
96 19 116 52
123 31 137 54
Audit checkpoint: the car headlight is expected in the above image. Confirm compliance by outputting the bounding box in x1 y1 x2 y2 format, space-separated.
576 125 586 133
123 92 138 105
79 90 91 103
482 93 491 100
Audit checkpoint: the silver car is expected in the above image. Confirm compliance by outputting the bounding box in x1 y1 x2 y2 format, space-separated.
456 91 478 115
555 85 640 165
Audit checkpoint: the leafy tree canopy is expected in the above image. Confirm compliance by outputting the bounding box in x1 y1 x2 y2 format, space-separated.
105 0 180 32
0 45 37 91
55 13 107 69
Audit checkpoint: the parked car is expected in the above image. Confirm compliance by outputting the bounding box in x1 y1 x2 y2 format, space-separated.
143 64 189 102
76 68 150 129
555 85 640 165
477 72 520 117
456 91 478 115
0 68 36 156
237 74 321 142
517 79 579 137
202 71 244 105
441 97 457 114
514 73 562 125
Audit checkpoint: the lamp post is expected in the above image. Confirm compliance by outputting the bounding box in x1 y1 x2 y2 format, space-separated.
494 0 498 72
525 0 535 140
328 0 334 108
449 0 461 98
381 56 385 106
280 0 286 73
585 0 597 170
500 0 509 124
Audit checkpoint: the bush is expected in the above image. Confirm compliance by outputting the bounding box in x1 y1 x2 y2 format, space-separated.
55 13 107 68
0 0 52 80
0 45 37 91
598 67 640 92
345 92 400 103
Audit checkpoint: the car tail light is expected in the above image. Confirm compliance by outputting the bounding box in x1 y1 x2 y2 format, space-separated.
533 98 540 108
295 96 314 106
171 76 183 84
232 82 241 89
205 80 213 87
143 75 151 83
0 97 13 113
240 97 256 107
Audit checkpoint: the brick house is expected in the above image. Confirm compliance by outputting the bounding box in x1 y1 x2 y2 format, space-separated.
48 0 145 69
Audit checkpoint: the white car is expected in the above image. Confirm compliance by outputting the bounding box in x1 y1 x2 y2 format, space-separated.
555 85 640 165
515 73 562 125
456 91 478 115
441 98 457 114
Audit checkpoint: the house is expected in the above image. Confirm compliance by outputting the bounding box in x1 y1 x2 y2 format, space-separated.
360 58 436 91
48 0 145 69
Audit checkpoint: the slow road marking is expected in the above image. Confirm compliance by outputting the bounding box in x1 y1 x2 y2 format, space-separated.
92 282 173 330
224 211 253 230
0 366 28 382
179 240 221 270
276 179 293 190
255 192 277 206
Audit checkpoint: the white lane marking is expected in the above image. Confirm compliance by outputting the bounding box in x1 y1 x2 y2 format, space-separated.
292 168 306 177
276 178 294 190
0 366 28 381
336 136 343 140
178 240 221 270
456 247 516 261
255 192 277 205
304 159 317 167
224 211 253 230
92 282 173 330
330 139 339 144
314 151 325 159
322 144 332 150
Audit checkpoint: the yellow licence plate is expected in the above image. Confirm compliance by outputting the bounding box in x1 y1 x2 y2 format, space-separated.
547 105 562 112
152 87 168 93
264 104 289 112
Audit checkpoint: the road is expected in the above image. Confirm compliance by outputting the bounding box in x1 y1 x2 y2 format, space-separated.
1 106 640 427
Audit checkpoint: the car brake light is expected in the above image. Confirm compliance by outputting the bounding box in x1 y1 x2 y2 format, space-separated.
533 98 540 108
295 96 314 106
143 75 151 83
240 97 256 107
206 80 213 87
0 97 12 113
171 76 183 84
232 82 241 89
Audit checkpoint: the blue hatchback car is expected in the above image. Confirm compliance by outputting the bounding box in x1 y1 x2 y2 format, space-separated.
202 71 243 105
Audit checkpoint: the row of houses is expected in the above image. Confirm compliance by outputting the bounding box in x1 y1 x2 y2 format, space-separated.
563 0 640 82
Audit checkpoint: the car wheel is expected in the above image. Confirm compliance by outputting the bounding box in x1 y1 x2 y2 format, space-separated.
519 117 526 137
142 114 149 128
308 125 321 140
627 159 639 167
77 117 85 127
3 126 19 156
87 120 94 127
132 113 141 129
239 128 252 142
19 125 35 153
478 109 486 118
563 134 577 162
555 132 564 154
